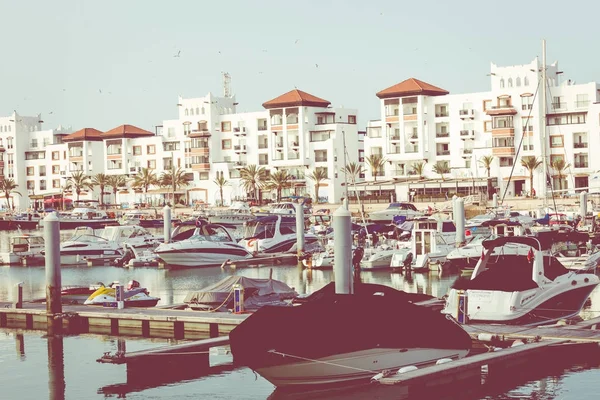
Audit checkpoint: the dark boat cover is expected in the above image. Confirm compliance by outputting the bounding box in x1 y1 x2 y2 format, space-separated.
230 283 472 368
183 276 298 311
452 254 570 292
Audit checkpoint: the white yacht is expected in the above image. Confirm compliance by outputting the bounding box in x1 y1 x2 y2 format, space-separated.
239 215 319 254
443 236 600 326
368 203 422 223
55 225 161 265
360 237 409 270
154 222 253 267
0 233 45 265
207 201 256 226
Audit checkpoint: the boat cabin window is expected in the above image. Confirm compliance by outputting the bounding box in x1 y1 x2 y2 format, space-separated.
244 220 277 239
279 222 297 235
441 221 456 232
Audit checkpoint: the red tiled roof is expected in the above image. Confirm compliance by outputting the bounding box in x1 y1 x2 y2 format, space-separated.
102 124 155 139
262 89 330 109
63 128 104 142
376 78 449 99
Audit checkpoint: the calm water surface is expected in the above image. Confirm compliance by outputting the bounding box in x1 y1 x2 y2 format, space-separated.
0 229 599 399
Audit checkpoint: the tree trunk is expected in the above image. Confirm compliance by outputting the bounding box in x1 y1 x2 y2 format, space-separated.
373 169 377 182
219 187 224 206
530 173 534 197
315 183 319 204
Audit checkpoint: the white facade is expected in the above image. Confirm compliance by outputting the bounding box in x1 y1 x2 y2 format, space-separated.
364 58 600 198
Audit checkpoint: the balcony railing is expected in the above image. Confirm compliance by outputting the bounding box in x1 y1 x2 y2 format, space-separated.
258 143 268 149
459 109 474 118
276 142 284 148
436 132 450 138
389 148 402 154
315 157 328 162
288 153 300 160
575 100 590 108
405 147 419 153
435 112 449 117
436 150 450 156
574 142 588 148
389 135 401 141
462 148 473 154
575 162 589 168
551 102 566 110
259 159 268 165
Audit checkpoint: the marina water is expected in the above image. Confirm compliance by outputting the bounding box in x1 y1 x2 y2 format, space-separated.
0 229 599 399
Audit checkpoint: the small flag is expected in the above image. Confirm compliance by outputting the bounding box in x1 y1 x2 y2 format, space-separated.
527 248 534 263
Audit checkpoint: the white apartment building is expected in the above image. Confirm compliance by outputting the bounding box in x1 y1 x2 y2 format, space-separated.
364 58 600 201
151 88 360 205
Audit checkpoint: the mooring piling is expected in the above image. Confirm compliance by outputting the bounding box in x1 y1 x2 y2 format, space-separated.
44 212 62 334
333 205 353 294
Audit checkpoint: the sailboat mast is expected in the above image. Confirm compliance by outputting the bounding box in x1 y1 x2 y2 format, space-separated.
541 39 548 206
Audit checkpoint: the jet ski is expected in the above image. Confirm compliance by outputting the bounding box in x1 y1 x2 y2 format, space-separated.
84 280 160 307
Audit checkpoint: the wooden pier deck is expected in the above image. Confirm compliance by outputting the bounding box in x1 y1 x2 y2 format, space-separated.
0 301 247 339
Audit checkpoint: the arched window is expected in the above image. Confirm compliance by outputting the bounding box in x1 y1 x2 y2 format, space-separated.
0 126 3 132
195 107 199 115
185 108 189 116
524 76 529 86
201 107 205 114
7 126 10 132
508 78 513 87
500 79 505 88
516 77 521 87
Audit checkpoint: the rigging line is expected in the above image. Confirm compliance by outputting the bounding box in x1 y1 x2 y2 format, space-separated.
267 349 379 373
500 81 541 204
542 79 560 214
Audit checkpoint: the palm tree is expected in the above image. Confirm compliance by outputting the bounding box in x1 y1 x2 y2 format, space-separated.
478 155 494 178
551 158 571 191
411 161 426 179
160 167 189 206
432 161 450 181
343 162 364 184
131 167 159 204
213 175 229 206
65 171 92 203
240 164 266 203
521 156 543 197
0 179 20 210
307 169 328 203
365 154 387 182
267 170 292 202
106 175 128 206
91 173 110 207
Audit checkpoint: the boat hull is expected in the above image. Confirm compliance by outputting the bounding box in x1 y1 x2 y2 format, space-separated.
155 246 252 267
254 347 468 387
58 219 120 230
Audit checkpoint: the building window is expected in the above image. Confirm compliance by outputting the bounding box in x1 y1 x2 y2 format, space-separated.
500 78 505 88
26 167 34 176
53 179 60 189
27 180 35 190
195 107 200 114
185 109 189 116
199 172 209 180
483 100 492 111
39 166 46 177
52 165 60 174
521 95 533 110
508 78 513 87
222 139 232 150
147 159 156 169
221 121 231 132
499 157 513 167
167 127 175 137
516 77 521 87
550 155 564 165
133 146 142 155
348 115 356 124
524 76 529 86
550 136 563 148
147 145 156 154
484 121 492 132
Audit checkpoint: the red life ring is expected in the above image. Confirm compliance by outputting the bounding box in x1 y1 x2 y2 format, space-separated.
248 238 257 248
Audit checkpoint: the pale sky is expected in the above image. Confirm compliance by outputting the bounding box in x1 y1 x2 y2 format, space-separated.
1 0 598 131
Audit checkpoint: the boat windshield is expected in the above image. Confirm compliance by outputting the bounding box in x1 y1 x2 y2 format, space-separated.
189 232 231 242
68 234 108 244
244 220 277 239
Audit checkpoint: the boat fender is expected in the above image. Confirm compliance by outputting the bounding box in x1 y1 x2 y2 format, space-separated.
396 366 418 374
477 333 499 343
370 372 385 382
571 280 577 286
436 358 453 365
511 340 525 348
493 347 503 352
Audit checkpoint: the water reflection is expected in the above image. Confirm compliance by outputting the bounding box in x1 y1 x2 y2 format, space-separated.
47 334 65 400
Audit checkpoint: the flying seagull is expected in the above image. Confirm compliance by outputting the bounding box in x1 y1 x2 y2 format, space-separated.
174 50 181 57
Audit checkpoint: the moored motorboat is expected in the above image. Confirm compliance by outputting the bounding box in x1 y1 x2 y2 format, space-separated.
443 236 600 326
84 280 160 307
0 233 45 265
184 275 298 311
154 221 253 267
230 282 472 388
368 202 422 223
238 215 319 254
